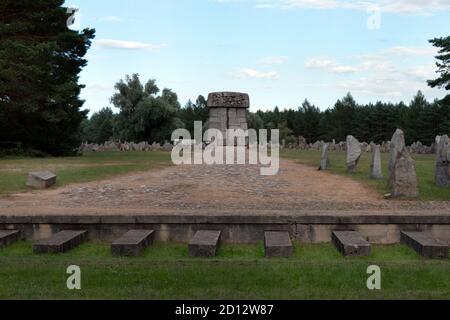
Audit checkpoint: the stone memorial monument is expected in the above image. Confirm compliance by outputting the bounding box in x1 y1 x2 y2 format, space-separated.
207 92 249 146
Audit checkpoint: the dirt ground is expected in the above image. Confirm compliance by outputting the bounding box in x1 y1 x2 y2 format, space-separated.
1 158 450 216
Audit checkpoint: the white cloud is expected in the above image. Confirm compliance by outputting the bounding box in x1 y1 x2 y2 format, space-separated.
305 44 442 99
305 58 334 68
254 0 450 15
383 46 438 56
331 65 359 73
305 58 359 74
94 39 166 51
258 56 288 65
232 68 280 79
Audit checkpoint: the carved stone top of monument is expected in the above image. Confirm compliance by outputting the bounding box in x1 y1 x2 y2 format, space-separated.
207 92 250 109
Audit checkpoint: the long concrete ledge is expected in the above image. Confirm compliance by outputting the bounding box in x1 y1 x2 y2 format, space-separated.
1 213 450 224
1 212 449 244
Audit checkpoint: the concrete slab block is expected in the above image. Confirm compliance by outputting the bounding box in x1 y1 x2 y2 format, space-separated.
264 231 293 258
0 230 20 248
332 231 371 256
189 230 221 257
33 230 87 254
26 171 56 189
401 231 449 259
111 230 155 256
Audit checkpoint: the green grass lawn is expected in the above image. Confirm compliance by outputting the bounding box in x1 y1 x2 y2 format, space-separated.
0 151 172 195
0 241 448 300
282 150 450 201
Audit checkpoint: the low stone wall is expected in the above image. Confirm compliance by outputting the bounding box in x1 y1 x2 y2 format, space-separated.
1 213 449 244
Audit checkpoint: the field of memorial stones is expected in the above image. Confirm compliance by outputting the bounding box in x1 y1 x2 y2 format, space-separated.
1 127 450 300
282 149 450 201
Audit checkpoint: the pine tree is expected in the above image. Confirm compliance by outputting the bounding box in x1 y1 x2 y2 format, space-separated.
0 0 95 155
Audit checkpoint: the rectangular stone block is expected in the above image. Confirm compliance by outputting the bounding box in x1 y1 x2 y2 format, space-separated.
0 230 20 248
189 230 221 257
33 230 87 254
111 230 155 256
207 92 250 108
264 231 293 258
332 231 371 256
401 231 449 259
26 171 57 189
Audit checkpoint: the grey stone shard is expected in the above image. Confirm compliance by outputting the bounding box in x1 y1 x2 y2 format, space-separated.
370 145 383 179
319 143 330 171
435 134 450 188
346 135 361 173
163 142 173 151
26 171 57 189
388 129 406 177
390 149 418 198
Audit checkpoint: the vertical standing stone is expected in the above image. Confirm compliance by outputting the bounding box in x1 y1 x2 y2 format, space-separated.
391 149 419 198
346 135 361 173
319 143 330 171
388 129 418 198
370 145 383 179
388 129 406 177
435 134 450 187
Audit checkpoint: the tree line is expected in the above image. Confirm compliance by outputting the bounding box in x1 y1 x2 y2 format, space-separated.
81 88 450 147
1 0 449 155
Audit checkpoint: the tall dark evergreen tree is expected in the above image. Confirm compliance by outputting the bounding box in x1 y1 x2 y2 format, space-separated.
0 0 95 155
428 36 450 91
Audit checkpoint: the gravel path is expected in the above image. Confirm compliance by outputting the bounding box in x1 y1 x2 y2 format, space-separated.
1 159 450 216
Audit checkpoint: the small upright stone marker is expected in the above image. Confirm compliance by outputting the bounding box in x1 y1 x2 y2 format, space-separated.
33 230 87 254
264 231 293 258
388 129 418 198
319 143 330 171
401 231 449 259
111 230 155 256
370 145 383 179
0 230 20 248
390 149 418 198
189 230 221 257
435 134 450 187
346 135 361 173
332 231 371 257
26 171 57 189
388 129 406 177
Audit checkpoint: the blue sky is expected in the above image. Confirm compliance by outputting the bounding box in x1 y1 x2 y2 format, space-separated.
68 0 450 114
